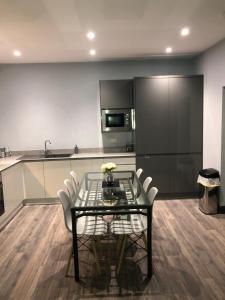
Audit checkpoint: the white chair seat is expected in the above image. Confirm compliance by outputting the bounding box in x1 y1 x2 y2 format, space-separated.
67 215 107 235
110 214 146 235
110 187 158 236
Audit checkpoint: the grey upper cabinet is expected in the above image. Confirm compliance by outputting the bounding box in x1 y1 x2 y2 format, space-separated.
135 78 169 154
135 75 203 155
100 80 133 109
169 76 203 153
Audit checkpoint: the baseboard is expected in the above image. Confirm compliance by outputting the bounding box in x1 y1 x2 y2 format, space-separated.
218 206 225 214
157 192 200 200
23 198 60 205
0 203 23 232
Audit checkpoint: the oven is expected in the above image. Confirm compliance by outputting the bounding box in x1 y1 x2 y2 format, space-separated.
101 109 134 132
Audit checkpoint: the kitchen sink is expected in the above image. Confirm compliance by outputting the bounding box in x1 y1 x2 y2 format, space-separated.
18 153 72 160
43 153 72 158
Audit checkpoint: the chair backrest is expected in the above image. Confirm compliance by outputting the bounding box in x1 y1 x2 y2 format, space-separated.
70 170 79 194
57 189 72 232
148 187 158 206
143 176 152 193
136 168 143 179
64 178 76 205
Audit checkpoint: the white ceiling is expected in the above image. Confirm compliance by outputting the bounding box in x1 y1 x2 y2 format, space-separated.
1 0 225 63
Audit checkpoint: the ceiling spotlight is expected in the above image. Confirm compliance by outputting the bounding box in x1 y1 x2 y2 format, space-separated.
89 49 96 56
181 27 190 36
13 50 21 57
86 31 95 40
165 47 172 53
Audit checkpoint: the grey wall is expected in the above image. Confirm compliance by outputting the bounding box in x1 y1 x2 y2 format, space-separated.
0 58 196 151
196 39 225 172
196 38 225 205
221 88 225 205
196 40 225 205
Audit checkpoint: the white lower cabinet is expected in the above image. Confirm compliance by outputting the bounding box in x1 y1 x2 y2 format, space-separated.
70 158 104 182
44 160 71 198
2 163 24 215
23 162 45 199
2 156 136 206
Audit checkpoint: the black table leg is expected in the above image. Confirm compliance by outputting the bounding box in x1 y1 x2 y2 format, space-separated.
146 206 152 278
71 210 79 281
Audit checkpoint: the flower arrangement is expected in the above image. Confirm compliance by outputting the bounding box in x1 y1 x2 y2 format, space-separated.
101 162 117 174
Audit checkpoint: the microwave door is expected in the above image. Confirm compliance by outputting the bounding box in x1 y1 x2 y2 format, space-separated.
101 109 133 132
106 114 125 128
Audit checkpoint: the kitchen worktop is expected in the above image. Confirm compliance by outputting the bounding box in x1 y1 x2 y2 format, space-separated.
0 152 135 172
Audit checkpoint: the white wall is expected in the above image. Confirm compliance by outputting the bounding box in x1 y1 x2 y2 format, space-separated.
196 38 225 172
0 58 195 151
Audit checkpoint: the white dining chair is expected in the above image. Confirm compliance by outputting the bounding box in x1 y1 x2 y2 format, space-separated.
136 168 143 179
70 170 79 193
143 176 152 193
64 178 77 205
57 189 108 276
110 186 158 274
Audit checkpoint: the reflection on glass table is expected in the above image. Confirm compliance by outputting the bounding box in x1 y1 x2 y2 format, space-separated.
71 171 153 282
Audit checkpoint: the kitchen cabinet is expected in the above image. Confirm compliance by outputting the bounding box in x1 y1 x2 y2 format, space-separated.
23 162 45 199
44 160 71 198
171 154 202 194
135 75 203 197
100 80 133 109
135 76 203 154
169 77 203 153
71 158 104 183
1 163 24 216
135 77 169 154
137 154 201 196
136 155 171 194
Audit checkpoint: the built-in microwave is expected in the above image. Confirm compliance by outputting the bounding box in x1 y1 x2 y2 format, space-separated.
101 109 134 132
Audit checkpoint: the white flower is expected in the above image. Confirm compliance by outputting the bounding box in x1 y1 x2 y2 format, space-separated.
101 162 117 173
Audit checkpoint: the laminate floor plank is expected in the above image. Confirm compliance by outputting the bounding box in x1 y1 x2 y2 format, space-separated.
0 200 225 299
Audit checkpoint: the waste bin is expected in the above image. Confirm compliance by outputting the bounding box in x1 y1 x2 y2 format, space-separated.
197 168 220 214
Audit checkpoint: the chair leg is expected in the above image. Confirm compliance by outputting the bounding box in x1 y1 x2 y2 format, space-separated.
142 231 147 249
92 237 101 274
65 246 73 277
116 235 127 275
116 235 123 255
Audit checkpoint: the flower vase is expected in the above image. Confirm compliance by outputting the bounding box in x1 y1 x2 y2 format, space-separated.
106 171 114 186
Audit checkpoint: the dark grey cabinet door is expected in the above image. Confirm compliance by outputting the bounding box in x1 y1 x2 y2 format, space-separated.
136 154 202 196
169 76 203 153
100 80 133 109
135 78 169 154
171 154 202 194
136 155 171 194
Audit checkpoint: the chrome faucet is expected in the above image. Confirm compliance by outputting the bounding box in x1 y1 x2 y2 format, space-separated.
44 139 51 155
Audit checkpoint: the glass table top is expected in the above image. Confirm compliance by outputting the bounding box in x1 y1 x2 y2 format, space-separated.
75 171 149 210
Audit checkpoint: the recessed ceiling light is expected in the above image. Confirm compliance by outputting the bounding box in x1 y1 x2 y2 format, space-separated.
181 27 190 36
89 49 96 56
165 47 172 53
86 31 95 40
13 50 21 57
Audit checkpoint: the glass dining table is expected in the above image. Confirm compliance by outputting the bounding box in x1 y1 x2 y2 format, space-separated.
71 171 153 281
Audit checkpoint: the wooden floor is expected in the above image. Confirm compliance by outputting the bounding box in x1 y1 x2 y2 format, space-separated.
0 200 225 300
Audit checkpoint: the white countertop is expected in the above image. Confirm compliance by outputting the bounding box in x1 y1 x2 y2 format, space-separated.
0 156 21 172
0 152 135 172
70 152 135 159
